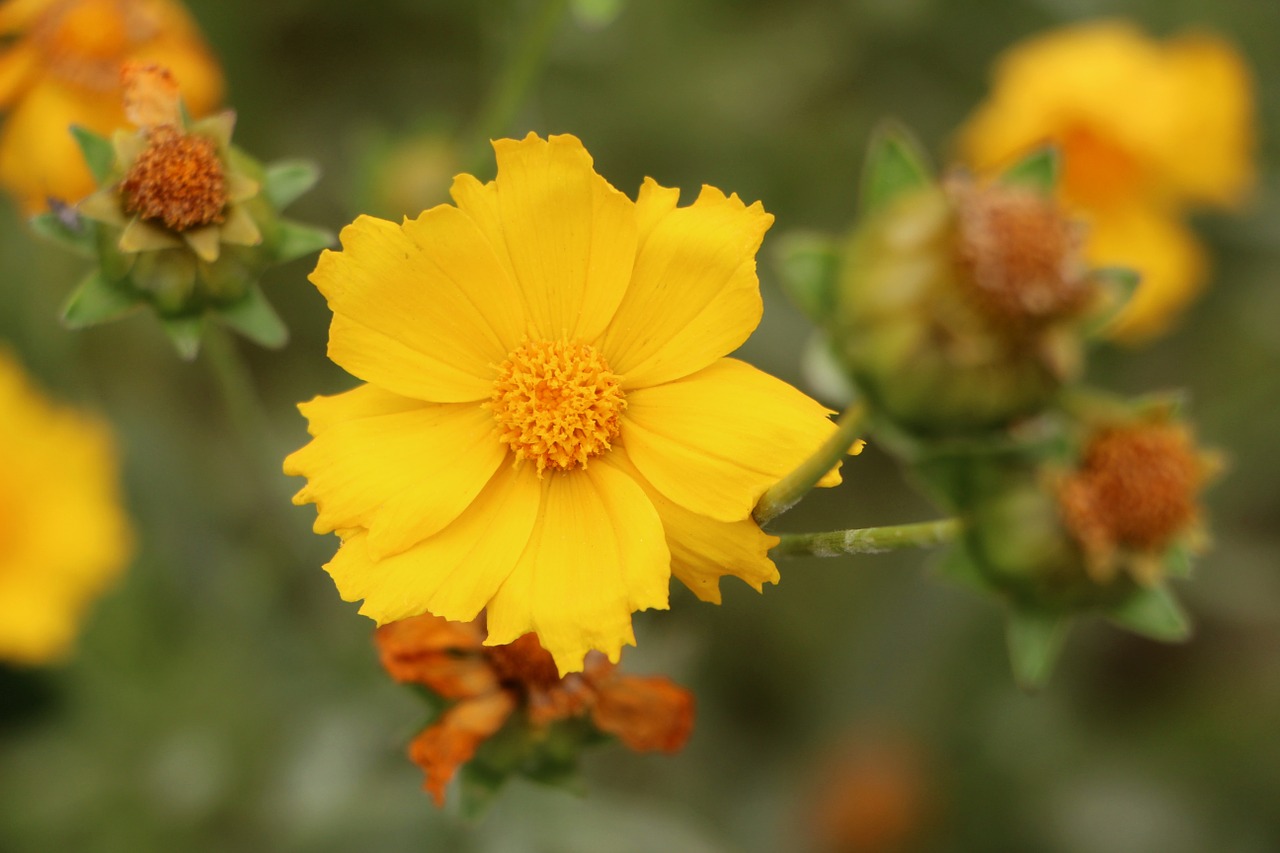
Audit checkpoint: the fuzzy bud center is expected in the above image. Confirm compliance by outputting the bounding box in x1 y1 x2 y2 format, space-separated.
121 125 227 231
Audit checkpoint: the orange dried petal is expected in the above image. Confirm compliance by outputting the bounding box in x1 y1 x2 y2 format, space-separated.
408 690 517 806
591 674 695 753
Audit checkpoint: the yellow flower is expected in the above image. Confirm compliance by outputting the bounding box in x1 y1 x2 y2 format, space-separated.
285 133 840 674
0 0 223 212
0 349 132 665
957 20 1254 340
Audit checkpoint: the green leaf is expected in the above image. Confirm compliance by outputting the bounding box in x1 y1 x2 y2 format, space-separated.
1106 585 1192 642
999 146 1060 193
31 207 97 257
70 125 116 184
773 232 842 324
1163 544 1194 579
215 284 288 349
61 271 140 329
1084 266 1142 337
274 220 334 264
160 315 205 361
1006 608 1071 692
263 160 321 210
860 121 933 217
934 543 986 591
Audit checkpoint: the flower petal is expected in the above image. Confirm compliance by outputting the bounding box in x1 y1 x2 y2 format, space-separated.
600 182 773 387
311 212 524 402
485 458 670 675
452 133 636 342
285 394 506 559
592 674 695 753
374 615 499 699
409 690 518 806
623 358 839 522
611 449 780 604
321 462 540 625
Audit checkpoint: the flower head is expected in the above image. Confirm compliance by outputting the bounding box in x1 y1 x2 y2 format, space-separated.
0 0 223 211
376 613 694 806
0 349 132 665
285 133 840 673
957 21 1255 340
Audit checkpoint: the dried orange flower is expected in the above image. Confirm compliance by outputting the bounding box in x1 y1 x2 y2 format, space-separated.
375 613 694 806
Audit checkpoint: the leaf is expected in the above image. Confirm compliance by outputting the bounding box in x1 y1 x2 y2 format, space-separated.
1106 585 1192 642
263 160 321 210
215 284 288 348
1006 608 1071 692
999 146 1060 194
1084 267 1142 337
31 207 97 257
934 543 986 591
860 121 933 217
274 220 334 264
70 125 116 184
160 315 205 361
773 232 842 323
61 271 140 329
1163 544 1194 579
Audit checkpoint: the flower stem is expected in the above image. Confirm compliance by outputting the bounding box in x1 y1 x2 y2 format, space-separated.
466 0 571 167
202 322 272 455
754 402 867 526
771 518 961 559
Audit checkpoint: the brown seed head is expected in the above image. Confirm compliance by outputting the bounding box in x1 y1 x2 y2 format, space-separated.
954 182 1091 333
121 124 226 231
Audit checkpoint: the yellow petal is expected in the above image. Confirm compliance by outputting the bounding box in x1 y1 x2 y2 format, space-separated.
0 42 37 108
284 395 507 559
611 449 779 604
485 458 670 675
623 358 838 522
1087 206 1207 342
294 383 423 437
454 133 636 342
323 462 541 625
600 183 773 388
311 213 522 402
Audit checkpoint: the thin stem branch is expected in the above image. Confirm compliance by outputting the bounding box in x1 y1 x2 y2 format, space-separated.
772 518 961 559
466 0 571 169
754 402 867 526
202 323 273 457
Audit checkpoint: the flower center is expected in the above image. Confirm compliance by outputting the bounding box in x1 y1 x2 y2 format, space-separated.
121 124 227 231
488 339 625 474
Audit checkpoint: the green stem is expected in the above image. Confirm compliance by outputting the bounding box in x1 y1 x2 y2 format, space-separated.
466 0 572 168
772 518 961 559
754 402 867 526
202 323 272 455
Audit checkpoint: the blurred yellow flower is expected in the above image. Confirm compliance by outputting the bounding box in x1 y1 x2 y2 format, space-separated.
0 0 223 211
0 350 132 665
957 20 1254 340
285 132 840 674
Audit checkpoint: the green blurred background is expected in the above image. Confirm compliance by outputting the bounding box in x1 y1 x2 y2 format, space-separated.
2 0 1279 850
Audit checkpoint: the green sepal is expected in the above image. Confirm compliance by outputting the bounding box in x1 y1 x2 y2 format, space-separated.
160 315 205 361
935 543 986 591
263 160 321 210
274 220 335 264
1084 267 1141 337
1105 585 1192 642
214 284 288 349
859 121 933 217
1163 544 1194 579
999 146 1060 194
773 232 841 324
61 271 141 329
31 207 96 257
70 125 116 184
1006 607 1071 692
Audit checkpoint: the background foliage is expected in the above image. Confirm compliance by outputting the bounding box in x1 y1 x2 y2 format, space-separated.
2 0 1279 850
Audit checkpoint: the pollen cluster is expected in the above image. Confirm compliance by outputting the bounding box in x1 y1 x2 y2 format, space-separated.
121 124 227 231
1057 423 1202 572
488 339 626 474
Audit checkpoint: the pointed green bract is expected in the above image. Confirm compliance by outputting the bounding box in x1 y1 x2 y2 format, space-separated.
263 160 321 210
274 221 335 264
774 232 842 324
999 146 1060 194
1163 544 1194 579
70 126 116 184
1006 608 1070 692
1085 267 1142 337
61 271 140 329
31 209 97 257
860 121 933 217
161 315 205 361
1106 585 1192 642
216 284 289 349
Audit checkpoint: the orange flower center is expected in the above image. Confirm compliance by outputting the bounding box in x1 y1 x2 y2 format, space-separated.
488 339 625 474
121 124 227 231
1057 423 1201 558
